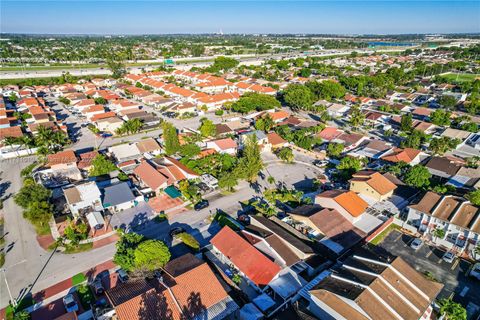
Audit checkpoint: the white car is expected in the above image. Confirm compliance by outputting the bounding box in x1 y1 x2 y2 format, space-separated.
442 251 455 264
469 263 480 280
410 238 423 250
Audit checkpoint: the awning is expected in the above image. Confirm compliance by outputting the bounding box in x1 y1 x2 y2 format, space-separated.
86 211 105 229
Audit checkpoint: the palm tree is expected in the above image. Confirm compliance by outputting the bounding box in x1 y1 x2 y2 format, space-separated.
432 228 446 242
4 136 21 155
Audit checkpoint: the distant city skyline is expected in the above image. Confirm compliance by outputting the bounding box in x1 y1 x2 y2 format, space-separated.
1 1 479 35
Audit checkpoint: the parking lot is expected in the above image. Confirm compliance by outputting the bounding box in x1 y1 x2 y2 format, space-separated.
375 230 480 318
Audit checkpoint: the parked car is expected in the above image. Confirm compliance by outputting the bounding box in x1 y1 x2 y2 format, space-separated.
313 160 329 167
92 278 104 295
469 263 480 280
169 227 185 237
442 251 455 264
63 294 79 313
117 269 129 283
410 238 423 250
194 200 209 211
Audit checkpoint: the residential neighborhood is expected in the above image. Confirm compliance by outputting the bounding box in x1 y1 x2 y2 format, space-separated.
1 18 480 320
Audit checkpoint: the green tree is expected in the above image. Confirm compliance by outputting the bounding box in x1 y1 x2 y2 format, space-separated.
432 228 446 241
404 165 431 188
134 239 171 272
116 119 143 135
237 135 264 182
34 126 69 155
198 118 216 137
14 183 52 208
430 109 452 126
311 80 346 101
327 142 344 158
23 200 53 232
106 53 126 79
349 105 365 128
276 147 294 163
89 155 118 176
255 115 275 132
438 298 467 320
429 137 460 155
467 189 480 206
208 56 239 72
400 114 413 132
162 121 180 155
179 143 201 158
401 130 425 149
113 231 144 272
218 173 238 192
438 95 458 109
178 232 200 251
94 97 108 105
337 156 363 178
231 93 281 114
283 84 315 111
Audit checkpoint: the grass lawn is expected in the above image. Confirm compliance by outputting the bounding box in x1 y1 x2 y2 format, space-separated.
440 73 480 83
64 242 93 254
72 273 87 286
214 212 241 231
369 224 401 246
33 222 52 236
0 253 4 268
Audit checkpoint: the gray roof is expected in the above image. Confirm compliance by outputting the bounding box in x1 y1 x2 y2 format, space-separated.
102 182 135 207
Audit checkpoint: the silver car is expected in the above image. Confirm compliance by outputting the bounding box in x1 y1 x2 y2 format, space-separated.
410 238 423 250
442 251 455 264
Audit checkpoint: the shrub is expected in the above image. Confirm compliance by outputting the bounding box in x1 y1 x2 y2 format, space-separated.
178 232 200 251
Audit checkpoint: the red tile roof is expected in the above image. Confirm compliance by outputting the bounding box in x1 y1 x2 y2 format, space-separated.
210 226 281 286
133 161 168 190
47 150 77 166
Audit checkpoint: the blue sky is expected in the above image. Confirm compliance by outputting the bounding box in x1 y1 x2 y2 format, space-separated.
1 1 479 35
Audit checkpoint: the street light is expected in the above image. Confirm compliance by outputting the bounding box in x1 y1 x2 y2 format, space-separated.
2 268 16 308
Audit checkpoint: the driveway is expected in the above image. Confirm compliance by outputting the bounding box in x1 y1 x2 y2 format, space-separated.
375 230 480 319
108 202 154 232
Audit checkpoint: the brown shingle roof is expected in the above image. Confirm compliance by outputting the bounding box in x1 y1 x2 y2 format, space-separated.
136 138 161 153
409 191 442 214
47 150 77 166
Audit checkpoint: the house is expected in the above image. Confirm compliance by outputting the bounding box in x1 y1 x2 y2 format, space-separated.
102 182 136 212
380 147 424 165
39 150 83 183
133 160 168 194
266 132 288 151
331 133 369 151
286 205 366 254
47 150 78 170
95 116 124 134
349 171 397 202
424 156 462 179
205 137 238 155
454 133 480 159
300 251 443 320
63 181 103 217
239 130 268 148
77 150 99 172
349 139 393 160
249 215 317 261
316 127 343 142
108 143 142 164
407 192 480 255
81 105 105 120
210 226 281 290
135 138 162 156
315 190 368 224
106 253 239 320
169 102 197 115
326 103 350 118
150 156 200 184
447 167 480 189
